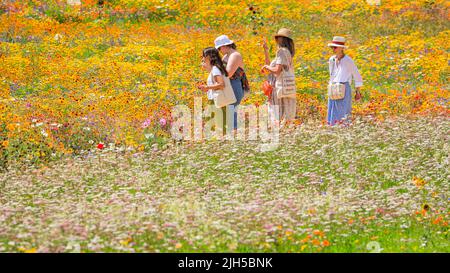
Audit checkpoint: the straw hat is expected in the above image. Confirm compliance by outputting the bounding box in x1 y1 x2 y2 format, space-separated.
274 28 293 40
328 36 348 48
214 35 234 49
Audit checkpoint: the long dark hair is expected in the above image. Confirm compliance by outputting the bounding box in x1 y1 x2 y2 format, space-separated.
226 43 237 49
202 47 228 77
277 37 295 57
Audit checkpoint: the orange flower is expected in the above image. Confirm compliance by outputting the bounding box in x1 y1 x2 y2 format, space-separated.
308 208 316 215
432 216 442 225
1 140 8 148
313 230 324 237
322 240 330 247
6 123 15 131
412 176 426 188
300 235 311 244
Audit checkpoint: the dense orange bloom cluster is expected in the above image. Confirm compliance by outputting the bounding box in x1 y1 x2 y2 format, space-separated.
0 0 448 166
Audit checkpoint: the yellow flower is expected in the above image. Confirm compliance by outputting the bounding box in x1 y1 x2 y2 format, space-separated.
175 243 182 249
120 238 132 246
1 140 8 148
412 176 426 188
228 242 237 251
19 247 37 253
6 123 15 131
24 248 37 253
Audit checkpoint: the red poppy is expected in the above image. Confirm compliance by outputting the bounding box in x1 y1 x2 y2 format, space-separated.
97 143 104 149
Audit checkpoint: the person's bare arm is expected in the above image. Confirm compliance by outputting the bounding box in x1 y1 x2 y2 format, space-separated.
261 64 282 76
211 75 225 90
226 53 242 77
263 64 282 75
262 39 270 66
198 75 225 92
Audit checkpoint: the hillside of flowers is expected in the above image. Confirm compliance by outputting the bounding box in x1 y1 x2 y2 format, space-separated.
0 0 449 254
1 0 448 168
1 116 449 252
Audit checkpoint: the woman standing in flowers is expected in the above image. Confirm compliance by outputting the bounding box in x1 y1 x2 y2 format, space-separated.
198 47 229 133
261 28 297 127
326 36 363 126
214 35 250 130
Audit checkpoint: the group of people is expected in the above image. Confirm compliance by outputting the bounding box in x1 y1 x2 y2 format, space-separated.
198 28 363 131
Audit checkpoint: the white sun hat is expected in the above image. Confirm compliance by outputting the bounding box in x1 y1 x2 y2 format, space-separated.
214 35 234 49
328 36 348 48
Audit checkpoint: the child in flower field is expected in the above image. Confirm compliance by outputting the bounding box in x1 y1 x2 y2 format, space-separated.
198 47 231 135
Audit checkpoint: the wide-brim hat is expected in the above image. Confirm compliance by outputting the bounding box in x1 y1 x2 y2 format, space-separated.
214 35 234 49
274 28 293 40
328 36 348 48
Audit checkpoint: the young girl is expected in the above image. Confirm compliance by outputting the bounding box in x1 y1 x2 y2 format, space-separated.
198 47 230 135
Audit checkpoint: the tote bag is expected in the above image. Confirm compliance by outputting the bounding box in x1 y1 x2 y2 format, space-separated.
275 49 297 99
212 75 236 108
328 83 346 100
328 56 346 100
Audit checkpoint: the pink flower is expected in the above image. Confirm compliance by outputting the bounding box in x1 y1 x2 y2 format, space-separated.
163 222 176 228
142 118 151 128
159 118 167 126
263 224 275 231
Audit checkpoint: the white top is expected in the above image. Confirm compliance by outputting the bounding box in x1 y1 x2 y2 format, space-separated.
329 55 363 88
207 66 223 100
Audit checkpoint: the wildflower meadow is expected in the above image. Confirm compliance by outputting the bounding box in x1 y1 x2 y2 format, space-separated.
0 0 449 255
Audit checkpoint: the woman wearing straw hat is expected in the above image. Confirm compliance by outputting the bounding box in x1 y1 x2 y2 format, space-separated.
214 35 249 131
326 36 363 126
261 28 297 127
